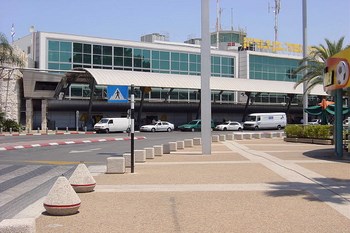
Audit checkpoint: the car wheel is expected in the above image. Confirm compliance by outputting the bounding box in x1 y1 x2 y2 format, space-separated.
191 128 195 132
254 126 259 131
223 127 227 131
167 127 172 132
238 127 242 131
151 128 156 132
277 125 282 130
105 128 109 133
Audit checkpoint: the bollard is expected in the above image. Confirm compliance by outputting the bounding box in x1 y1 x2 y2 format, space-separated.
37 127 40 133
9 128 12 134
66 127 68 132
27 127 30 134
46 127 48 134
0 127 2 133
55 127 58 133
84 126 87 132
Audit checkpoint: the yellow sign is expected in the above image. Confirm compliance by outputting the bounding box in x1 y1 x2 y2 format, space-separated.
243 37 313 54
323 48 350 92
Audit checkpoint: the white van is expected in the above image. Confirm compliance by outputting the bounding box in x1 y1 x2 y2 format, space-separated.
94 118 130 133
243 112 287 130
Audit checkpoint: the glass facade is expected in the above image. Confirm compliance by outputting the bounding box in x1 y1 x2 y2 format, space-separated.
47 40 235 78
249 54 302 82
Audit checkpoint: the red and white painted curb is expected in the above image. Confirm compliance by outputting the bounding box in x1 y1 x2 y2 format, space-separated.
0 136 146 151
0 131 96 137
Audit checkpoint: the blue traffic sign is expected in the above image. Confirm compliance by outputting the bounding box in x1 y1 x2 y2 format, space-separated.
107 85 128 103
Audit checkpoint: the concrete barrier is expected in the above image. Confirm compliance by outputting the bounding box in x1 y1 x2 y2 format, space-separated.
234 134 243 140
163 144 170 154
0 218 35 233
144 147 155 159
106 157 125 174
252 133 261 139
226 134 234 140
154 145 163 156
184 139 193 147
135 150 146 163
69 163 96 193
212 135 219 142
219 134 226 141
193 138 201 145
243 134 252 139
123 153 131 167
177 141 185 149
169 142 177 151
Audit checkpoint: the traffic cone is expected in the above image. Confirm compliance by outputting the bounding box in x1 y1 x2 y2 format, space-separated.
43 176 81 216
69 162 96 193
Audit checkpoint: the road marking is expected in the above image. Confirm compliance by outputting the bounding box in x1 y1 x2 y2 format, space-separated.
69 148 102 153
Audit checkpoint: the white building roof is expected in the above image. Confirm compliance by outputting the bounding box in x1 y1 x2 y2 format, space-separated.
84 68 326 95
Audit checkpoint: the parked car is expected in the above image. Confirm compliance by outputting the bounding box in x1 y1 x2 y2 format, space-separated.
308 119 321 125
178 119 215 132
140 121 174 132
94 118 130 133
215 121 243 131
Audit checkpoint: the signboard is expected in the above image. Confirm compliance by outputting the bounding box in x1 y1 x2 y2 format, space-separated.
107 85 128 103
323 48 350 92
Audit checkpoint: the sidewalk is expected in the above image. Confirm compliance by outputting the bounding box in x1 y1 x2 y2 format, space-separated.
17 138 350 232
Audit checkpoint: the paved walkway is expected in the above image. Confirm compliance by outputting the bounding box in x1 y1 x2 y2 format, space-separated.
8 138 350 232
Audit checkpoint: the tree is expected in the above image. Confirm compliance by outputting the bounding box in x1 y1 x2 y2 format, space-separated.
0 32 24 67
293 37 350 93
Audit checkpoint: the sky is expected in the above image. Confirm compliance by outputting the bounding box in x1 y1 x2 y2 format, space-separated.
1 0 349 47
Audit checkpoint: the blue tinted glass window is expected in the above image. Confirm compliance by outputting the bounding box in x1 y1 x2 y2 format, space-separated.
152 50 159 59
171 52 179 61
93 45 102 54
48 41 59 51
114 47 123 56
60 42 71 52
83 44 91 53
160 51 169 60
60 52 71 62
48 51 59 62
73 43 82 53
103 46 112 55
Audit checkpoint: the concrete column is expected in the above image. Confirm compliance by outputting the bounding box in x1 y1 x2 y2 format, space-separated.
25 99 33 132
41 99 48 131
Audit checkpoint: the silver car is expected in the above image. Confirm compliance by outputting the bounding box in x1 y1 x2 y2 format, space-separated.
215 121 243 131
140 121 174 132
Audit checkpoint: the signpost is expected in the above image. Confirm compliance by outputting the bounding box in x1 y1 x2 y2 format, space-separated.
130 85 135 173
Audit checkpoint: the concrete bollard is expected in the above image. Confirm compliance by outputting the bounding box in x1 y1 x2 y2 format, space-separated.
163 144 170 154
123 153 131 167
193 138 201 145
219 134 226 141
0 218 36 233
66 127 69 133
37 127 40 133
154 145 163 156
135 150 146 163
43 176 81 216
0 127 2 134
226 134 234 140
169 142 177 151
252 133 261 139
106 157 125 174
84 126 87 132
212 135 219 142
234 134 243 140
177 141 185 149
9 128 12 134
145 147 155 159
69 162 96 192
184 139 193 147
243 134 252 139
55 127 58 133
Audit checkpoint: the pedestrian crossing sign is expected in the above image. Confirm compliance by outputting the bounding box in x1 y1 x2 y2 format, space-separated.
107 85 128 103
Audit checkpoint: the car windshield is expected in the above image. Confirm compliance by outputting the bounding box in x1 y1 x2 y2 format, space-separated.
188 120 199 124
99 119 108 123
246 116 256 121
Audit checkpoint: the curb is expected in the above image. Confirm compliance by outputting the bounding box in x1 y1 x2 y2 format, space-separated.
0 136 146 151
0 131 96 137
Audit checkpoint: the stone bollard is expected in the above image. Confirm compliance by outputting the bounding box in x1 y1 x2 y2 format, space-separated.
69 162 96 193
9 128 12 134
212 135 219 142
243 134 252 139
184 139 193 147
66 127 69 133
252 133 261 139
169 142 177 151
55 127 58 133
177 141 185 149
135 150 146 163
219 134 226 141
234 134 243 140
123 153 131 167
226 134 234 140
163 144 170 154
37 127 40 133
145 147 155 159
43 176 81 216
154 145 163 156
193 138 201 145
84 126 87 132
106 157 125 174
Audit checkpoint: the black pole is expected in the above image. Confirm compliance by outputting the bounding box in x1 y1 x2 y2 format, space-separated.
131 84 135 173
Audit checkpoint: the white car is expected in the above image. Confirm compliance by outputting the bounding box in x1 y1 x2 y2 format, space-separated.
215 121 243 131
140 121 174 132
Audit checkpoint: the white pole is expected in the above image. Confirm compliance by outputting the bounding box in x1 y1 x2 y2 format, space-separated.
302 0 308 124
201 0 211 155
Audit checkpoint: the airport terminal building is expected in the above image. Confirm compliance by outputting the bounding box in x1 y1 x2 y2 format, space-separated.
9 30 325 130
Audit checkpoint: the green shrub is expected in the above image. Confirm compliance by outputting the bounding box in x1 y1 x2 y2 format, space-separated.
2 119 21 132
285 124 332 139
284 124 304 138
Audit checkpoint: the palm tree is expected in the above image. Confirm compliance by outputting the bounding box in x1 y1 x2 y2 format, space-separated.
294 36 350 93
0 32 24 68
